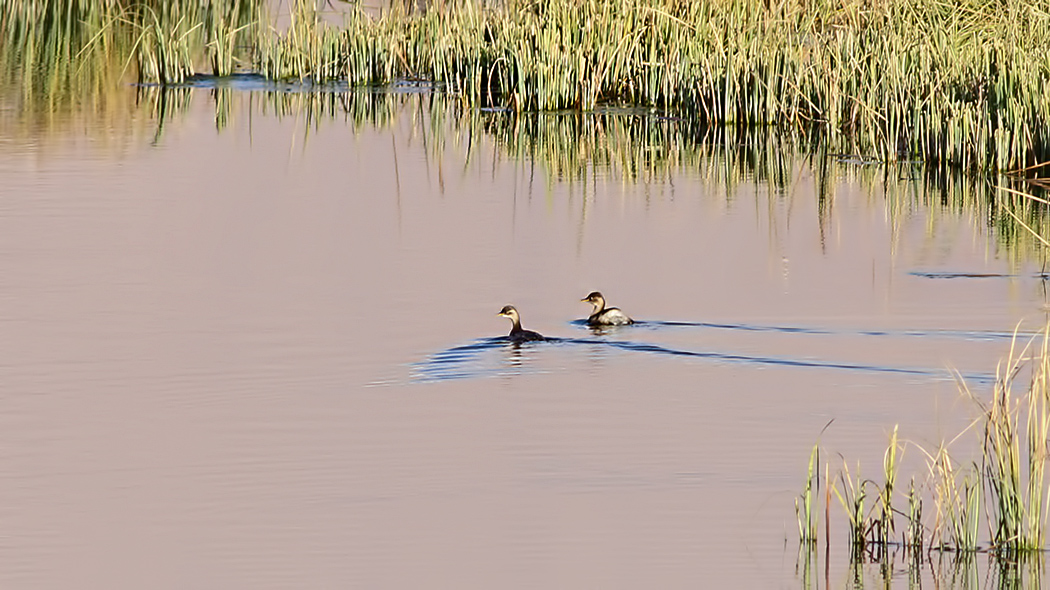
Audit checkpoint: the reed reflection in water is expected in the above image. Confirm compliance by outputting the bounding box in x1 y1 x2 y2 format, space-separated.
2 84 1050 589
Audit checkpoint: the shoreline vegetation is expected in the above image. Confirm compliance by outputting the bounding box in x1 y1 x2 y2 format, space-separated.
2 0 1049 255
798 324 1050 570
6 1 1050 581
2 0 1050 172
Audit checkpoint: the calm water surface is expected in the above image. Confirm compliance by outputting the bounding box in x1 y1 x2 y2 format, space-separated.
1 88 1047 587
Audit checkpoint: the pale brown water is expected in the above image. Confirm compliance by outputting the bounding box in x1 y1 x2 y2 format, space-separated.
1 87 1047 588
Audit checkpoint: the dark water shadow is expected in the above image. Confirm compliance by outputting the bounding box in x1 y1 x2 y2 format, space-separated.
580 338 992 384
411 334 995 385
571 319 1030 342
911 271 1050 280
157 74 441 95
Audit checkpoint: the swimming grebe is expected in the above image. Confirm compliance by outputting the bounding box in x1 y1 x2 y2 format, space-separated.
497 305 545 342
581 291 633 326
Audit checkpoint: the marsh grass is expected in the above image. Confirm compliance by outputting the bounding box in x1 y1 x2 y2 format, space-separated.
806 323 1050 561
904 477 923 552
0 0 263 144
796 441 820 546
244 0 1050 171
5 0 1050 170
874 425 900 547
928 446 981 551
0 0 133 132
980 330 1050 553
832 459 869 557
0 0 261 89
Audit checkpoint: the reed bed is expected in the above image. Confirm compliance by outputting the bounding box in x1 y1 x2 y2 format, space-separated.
5 0 1050 170
0 0 260 86
0 0 131 134
250 0 1050 172
799 324 1050 559
0 0 261 142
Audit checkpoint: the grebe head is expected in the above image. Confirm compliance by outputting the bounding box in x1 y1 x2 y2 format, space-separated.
581 291 606 312
497 305 520 322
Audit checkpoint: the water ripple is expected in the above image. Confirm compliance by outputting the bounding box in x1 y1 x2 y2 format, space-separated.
577 319 1029 342
410 335 995 385
910 271 1050 280
571 317 1029 340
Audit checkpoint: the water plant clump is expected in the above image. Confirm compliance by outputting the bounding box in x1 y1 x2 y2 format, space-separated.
795 440 821 546
982 331 1050 553
799 324 1050 560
